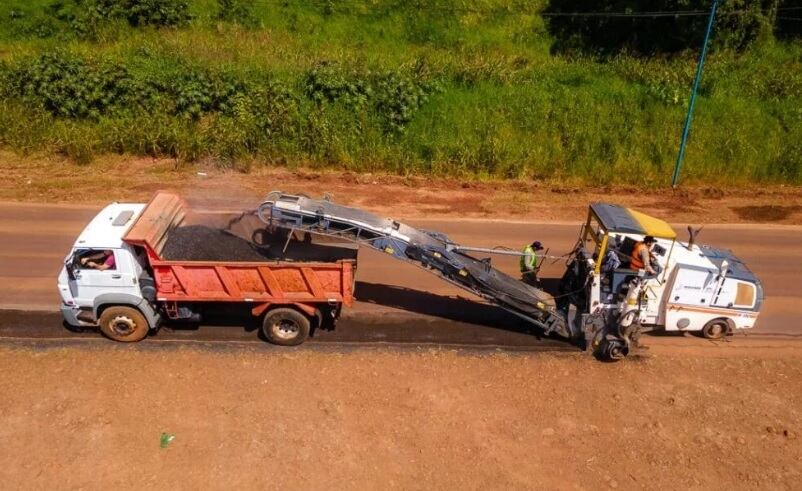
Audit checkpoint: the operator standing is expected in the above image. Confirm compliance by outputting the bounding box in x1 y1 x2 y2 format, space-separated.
630 235 660 276
520 241 544 286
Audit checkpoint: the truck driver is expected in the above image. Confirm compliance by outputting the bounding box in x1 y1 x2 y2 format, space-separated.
80 250 116 271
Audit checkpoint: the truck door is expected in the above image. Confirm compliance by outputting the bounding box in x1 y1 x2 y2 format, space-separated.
68 248 138 306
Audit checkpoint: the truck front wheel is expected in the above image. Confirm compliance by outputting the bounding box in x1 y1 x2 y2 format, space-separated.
701 318 730 340
98 306 150 342
263 308 310 346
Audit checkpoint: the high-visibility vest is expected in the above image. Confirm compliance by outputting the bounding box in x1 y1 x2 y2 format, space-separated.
630 242 647 270
520 245 537 272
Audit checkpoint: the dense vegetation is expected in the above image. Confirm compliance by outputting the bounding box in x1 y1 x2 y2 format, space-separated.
0 0 800 185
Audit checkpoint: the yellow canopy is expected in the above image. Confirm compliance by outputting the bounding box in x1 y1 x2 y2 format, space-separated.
590 203 676 240
627 208 677 239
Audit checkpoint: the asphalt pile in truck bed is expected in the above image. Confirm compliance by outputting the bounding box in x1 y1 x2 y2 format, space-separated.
161 225 272 261
161 225 358 262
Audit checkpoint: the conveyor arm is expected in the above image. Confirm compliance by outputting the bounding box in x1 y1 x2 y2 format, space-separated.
258 192 574 339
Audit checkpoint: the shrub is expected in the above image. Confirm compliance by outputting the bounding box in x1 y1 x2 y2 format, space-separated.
171 70 247 120
3 51 138 119
304 63 372 110
304 63 440 134
373 71 441 134
544 0 779 56
124 0 192 27
216 0 257 26
49 0 192 38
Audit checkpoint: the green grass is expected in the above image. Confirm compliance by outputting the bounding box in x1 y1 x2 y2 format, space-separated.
0 0 800 186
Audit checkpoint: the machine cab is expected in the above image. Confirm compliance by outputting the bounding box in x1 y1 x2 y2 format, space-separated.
560 203 763 336
559 203 677 322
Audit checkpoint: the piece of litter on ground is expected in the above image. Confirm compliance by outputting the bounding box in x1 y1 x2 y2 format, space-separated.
160 432 176 448
197 172 208 177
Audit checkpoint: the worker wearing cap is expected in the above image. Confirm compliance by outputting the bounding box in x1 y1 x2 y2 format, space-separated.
630 236 659 276
520 241 544 286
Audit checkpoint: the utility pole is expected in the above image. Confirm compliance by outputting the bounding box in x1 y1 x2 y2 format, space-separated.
671 0 720 188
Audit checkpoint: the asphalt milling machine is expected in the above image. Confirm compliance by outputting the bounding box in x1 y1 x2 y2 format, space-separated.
258 192 764 361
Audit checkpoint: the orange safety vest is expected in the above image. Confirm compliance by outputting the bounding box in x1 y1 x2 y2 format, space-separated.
630 241 648 270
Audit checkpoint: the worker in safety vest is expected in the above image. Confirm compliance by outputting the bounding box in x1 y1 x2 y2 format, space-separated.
630 235 659 276
520 241 544 286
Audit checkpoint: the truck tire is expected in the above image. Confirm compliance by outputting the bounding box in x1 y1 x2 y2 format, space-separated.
262 308 310 346
702 318 729 340
98 306 150 342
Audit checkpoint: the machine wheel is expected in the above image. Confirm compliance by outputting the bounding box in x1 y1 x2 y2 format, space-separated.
596 337 629 362
702 319 729 339
262 308 311 346
98 306 150 342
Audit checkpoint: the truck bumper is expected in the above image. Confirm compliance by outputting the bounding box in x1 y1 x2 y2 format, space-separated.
60 305 81 326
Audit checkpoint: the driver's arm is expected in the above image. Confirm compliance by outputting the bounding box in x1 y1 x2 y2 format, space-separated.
80 251 105 265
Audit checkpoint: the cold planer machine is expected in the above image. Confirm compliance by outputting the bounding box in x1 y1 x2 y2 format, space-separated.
258 192 576 342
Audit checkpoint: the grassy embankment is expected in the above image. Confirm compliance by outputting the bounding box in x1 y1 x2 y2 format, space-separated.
0 0 800 186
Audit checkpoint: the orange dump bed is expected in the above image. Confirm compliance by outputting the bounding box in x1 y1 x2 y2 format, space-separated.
150 261 354 307
124 192 355 310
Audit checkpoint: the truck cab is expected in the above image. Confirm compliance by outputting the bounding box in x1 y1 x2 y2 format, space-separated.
560 203 763 348
58 203 159 332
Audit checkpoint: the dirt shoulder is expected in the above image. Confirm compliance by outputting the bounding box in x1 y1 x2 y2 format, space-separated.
3 151 802 224
0 343 800 489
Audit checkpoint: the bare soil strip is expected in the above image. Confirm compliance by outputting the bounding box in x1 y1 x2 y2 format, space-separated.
3 152 802 224
1 344 800 489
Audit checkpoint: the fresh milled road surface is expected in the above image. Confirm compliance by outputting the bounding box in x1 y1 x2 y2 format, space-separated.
0 201 800 347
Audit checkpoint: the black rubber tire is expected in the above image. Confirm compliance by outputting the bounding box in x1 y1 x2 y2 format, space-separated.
702 319 729 339
98 306 150 342
262 308 311 346
596 338 628 362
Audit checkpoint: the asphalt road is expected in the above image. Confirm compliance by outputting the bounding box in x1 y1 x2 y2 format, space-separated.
1 201 800 345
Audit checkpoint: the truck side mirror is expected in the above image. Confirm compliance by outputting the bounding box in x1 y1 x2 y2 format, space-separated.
66 258 77 280
66 251 83 280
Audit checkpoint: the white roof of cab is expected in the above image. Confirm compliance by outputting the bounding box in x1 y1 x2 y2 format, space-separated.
74 203 146 249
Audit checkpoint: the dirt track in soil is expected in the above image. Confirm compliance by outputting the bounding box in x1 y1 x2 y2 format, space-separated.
1 344 800 489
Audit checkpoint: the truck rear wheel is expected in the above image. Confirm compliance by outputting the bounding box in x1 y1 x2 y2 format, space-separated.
98 306 150 342
262 308 310 346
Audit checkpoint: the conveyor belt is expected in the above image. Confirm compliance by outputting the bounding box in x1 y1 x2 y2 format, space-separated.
258 193 573 339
